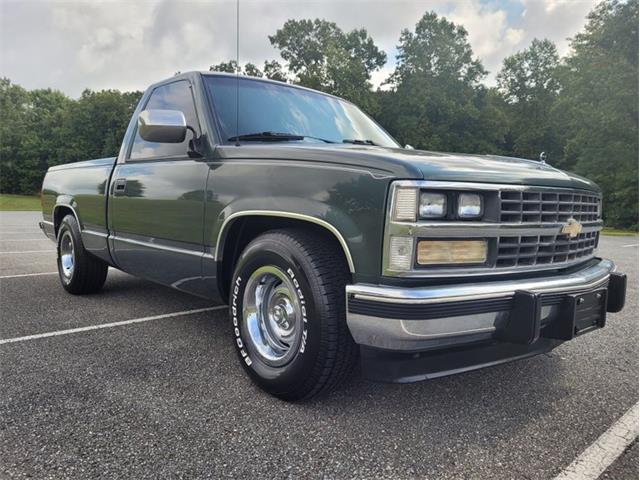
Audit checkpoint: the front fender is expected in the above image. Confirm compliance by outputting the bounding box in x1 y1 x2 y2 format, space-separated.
203 160 391 282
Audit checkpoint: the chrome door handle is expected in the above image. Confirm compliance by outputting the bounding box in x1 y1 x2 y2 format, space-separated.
113 178 127 196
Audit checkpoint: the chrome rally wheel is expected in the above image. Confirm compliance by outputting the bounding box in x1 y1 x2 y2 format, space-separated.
59 230 75 279
243 265 303 367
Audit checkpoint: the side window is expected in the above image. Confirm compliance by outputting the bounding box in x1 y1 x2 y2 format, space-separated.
129 81 199 160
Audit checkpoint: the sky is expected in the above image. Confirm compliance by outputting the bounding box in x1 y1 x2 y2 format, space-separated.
0 0 599 97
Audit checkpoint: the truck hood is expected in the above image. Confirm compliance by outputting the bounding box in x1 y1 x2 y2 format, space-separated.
380 148 600 191
217 144 600 192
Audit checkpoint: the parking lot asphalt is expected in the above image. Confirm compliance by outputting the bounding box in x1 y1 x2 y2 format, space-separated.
0 211 638 479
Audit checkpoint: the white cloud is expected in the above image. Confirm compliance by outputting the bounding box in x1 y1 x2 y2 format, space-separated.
370 64 395 91
543 0 572 13
505 28 525 46
517 0 598 57
447 1 526 82
0 0 599 96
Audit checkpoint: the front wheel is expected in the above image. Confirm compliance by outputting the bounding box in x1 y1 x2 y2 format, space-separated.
229 229 357 401
57 214 108 294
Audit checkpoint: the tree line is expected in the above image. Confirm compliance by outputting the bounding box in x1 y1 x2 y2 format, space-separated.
1 1 636 228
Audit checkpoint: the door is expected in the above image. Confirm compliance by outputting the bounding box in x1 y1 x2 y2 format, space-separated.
109 80 209 295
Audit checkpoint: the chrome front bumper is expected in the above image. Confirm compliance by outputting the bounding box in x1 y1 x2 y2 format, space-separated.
346 259 620 352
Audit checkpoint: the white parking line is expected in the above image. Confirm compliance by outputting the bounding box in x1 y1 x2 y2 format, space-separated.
0 250 55 254
0 306 227 345
0 271 58 279
554 402 639 480
0 238 50 242
622 244 638 248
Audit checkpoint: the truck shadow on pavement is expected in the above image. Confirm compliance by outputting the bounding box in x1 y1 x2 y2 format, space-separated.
97 272 570 430
31 272 582 454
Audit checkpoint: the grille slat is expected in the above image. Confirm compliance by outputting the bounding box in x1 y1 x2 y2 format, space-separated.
496 231 599 268
496 188 601 269
499 190 601 224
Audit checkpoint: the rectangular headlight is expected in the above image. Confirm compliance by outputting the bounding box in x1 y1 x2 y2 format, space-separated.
417 240 487 265
393 188 418 221
457 193 482 219
419 192 447 219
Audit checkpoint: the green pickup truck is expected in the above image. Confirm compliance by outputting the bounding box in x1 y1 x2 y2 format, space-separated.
40 72 627 400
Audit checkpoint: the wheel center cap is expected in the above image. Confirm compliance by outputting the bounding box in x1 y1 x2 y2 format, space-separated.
272 305 289 328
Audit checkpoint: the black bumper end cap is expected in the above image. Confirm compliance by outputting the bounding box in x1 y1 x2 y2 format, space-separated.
497 290 542 345
607 272 627 313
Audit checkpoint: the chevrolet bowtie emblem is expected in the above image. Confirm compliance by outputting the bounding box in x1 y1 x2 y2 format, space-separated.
561 218 583 238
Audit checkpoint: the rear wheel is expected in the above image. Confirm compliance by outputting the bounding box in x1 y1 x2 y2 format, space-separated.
229 229 357 401
56 214 108 294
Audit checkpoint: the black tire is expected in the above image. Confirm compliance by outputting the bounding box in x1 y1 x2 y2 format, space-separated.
56 214 108 295
229 229 358 401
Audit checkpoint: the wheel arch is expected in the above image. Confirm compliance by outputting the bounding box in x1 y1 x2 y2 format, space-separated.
52 203 81 236
215 211 355 302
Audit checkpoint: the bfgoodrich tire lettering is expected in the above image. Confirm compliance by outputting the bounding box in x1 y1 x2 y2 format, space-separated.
230 229 357 401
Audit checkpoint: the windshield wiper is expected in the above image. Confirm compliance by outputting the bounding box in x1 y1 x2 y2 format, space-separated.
228 131 302 142
343 138 378 146
228 131 335 143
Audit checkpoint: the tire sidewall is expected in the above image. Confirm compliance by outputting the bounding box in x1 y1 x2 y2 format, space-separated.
230 238 323 394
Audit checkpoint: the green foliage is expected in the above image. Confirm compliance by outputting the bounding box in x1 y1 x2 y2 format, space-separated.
0 79 30 193
269 19 386 110
379 12 508 153
243 63 263 78
209 60 238 73
209 60 287 81
389 12 486 85
497 39 560 104
57 89 142 165
0 79 141 194
263 60 288 82
552 0 638 229
0 81 73 192
497 39 562 160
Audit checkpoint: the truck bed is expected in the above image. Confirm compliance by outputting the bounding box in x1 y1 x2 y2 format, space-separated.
41 157 116 262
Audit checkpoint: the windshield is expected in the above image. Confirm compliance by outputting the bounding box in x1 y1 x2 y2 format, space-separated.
204 75 400 148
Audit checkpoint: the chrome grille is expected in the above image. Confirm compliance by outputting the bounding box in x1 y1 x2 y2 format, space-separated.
384 180 605 278
500 190 600 223
496 231 599 268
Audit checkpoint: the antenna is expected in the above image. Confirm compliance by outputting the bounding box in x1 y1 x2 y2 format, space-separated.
235 0 240 147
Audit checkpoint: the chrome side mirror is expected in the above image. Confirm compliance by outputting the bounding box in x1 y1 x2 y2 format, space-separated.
138 109 187 143
404 144 415 150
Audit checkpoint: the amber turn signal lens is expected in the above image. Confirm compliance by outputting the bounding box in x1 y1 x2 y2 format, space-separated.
417 240 487 265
